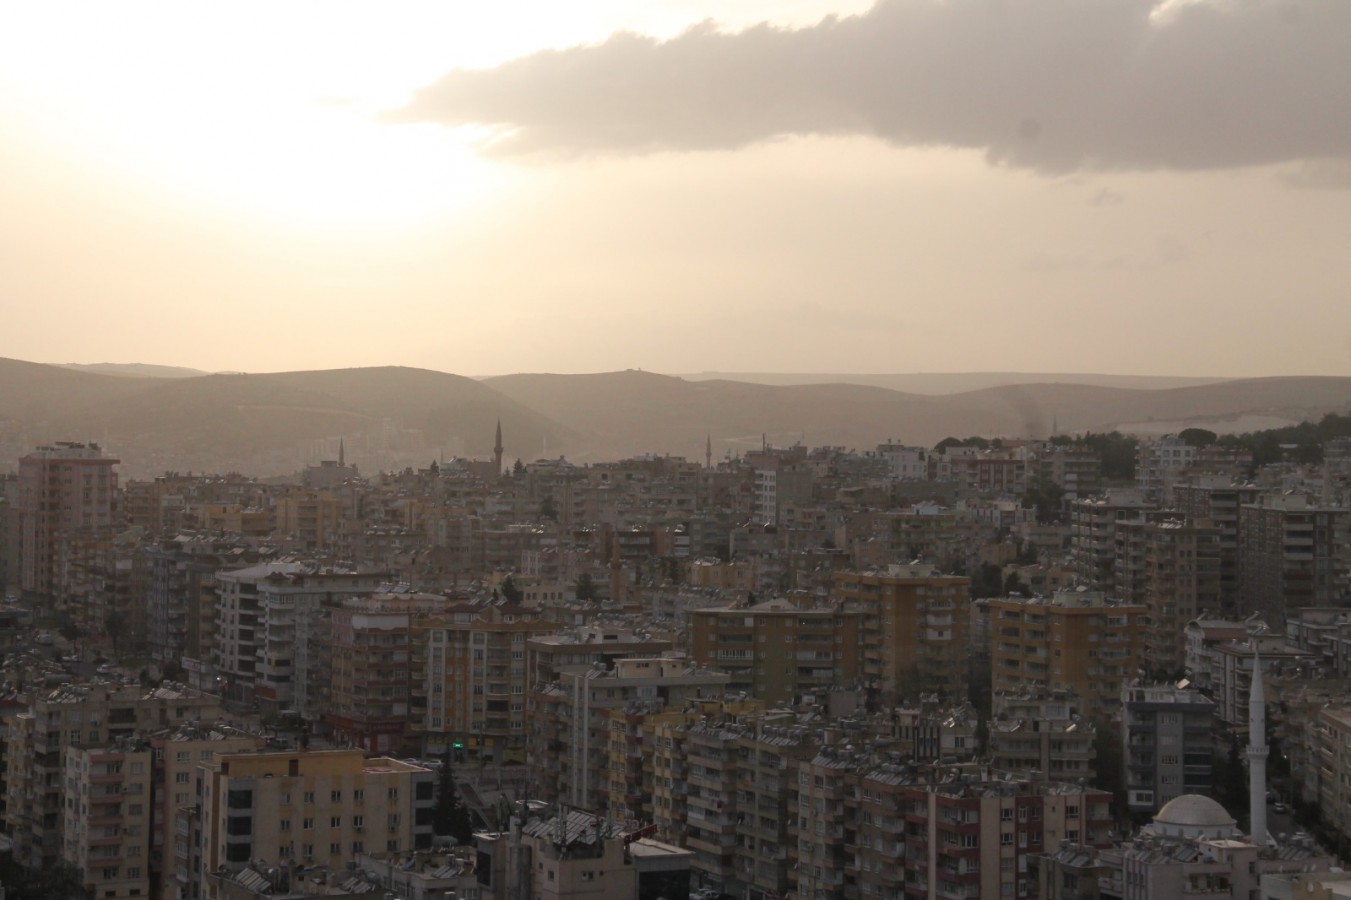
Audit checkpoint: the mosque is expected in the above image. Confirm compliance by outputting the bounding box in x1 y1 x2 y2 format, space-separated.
1033 660 1336 899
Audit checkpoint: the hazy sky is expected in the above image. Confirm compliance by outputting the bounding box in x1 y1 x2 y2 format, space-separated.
2 0 1349 378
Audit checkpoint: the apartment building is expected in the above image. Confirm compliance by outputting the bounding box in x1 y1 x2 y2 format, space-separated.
17 442 119 604
1237 494 1350 626
688 596 860 706
988 589 1147 721
1113 515 1221 676
796 750 1113 900
197 750 435 898
151 725 266 900
833 564 970 703
421 598 555 763
530 657 730 813
1172 478 1263 615
988 691 1096 782
62 740 154 900
327 591 446 754
3 683 219 868
1122 682 1216 814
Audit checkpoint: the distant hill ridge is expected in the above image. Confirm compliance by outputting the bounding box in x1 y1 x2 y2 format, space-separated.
1 357 1347 477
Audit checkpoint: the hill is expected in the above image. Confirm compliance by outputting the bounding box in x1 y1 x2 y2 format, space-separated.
0 360 571 478
3 358 1348 476
59 363 210 379
485 371 1351 461
677 372 1231 394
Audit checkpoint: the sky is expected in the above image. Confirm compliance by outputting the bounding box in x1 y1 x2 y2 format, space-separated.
1 0 1349 378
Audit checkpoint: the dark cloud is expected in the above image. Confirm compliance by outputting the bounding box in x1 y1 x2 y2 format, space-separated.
391 0 1351 173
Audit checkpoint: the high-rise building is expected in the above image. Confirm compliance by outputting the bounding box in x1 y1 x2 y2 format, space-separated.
1122 681 1216 814
988 589 1147 720
3 683 219 868
197 750 435 898
531 656 730 812
833 563 970 703
17 442 119 605
62 740 154 900
421 598 555 762
1237 494 1350 627
688 595 861 706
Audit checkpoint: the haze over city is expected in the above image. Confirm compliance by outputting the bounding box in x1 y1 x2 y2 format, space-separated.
3 0 1350 378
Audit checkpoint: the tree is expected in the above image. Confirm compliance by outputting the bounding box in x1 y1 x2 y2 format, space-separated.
499 576 523 604
1178 427 1218 448
0 858 86 900
512 458 526 477
574 573 598 602
105 609 128 655
433 749 476 845
539 495 558 521
1002 571 1028 597
970 563 1004 600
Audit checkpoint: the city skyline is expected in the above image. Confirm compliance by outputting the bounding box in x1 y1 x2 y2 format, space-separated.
2 0 1350 378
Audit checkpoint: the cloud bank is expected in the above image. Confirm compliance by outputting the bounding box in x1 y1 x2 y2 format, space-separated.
393 0 1351 172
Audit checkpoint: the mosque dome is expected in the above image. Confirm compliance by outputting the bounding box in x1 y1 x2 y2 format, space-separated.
1147 795 1238 839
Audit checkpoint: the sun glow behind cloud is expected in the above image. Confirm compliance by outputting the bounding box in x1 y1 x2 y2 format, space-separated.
0 5 517 233
0 1 873 234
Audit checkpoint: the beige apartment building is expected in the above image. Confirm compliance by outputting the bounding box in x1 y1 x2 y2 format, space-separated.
833 564 970 702
688 595 861 706
198 750 435 898
62 741 154 900
988 588 1146 720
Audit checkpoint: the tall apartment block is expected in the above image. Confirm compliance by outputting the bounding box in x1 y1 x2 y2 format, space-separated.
988 589 1146 721
1238 494 1350 627
1069 491 1155 588
421 598 555 762
1172 478 1262 615
796 750 1114 900
1122 681 1216 814
197 750 435 898
3 683 219 868
17 442 119 605
1114 514 1222 676
688 595 861 706
530 657 730 813
327 591 446 754
833 564 970 704
62 740 154 900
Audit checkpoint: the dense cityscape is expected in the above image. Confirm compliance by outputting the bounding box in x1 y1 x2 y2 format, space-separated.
3 420 1351 900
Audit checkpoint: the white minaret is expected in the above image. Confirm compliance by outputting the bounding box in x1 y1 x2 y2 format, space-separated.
1247 652 1269 845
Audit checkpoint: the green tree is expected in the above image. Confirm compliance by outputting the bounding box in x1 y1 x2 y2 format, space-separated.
499 576 523 604
1090 718 1127 825
574 573 599 602
105 609 128 655
539 495 558 521
1178 427 1218 448
433 749 476 845
1003 571 1028 596
512 458 526 477
970 563 1004 600
0 858 86 900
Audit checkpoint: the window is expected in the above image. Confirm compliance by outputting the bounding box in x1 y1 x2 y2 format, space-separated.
281 819 292 832
330 816 341 828
303 791 315 804
175 772 190 784
303 818 314 830
330 842 342 855
330 790 342 802
1000 833 1013 846
353 789 364 802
